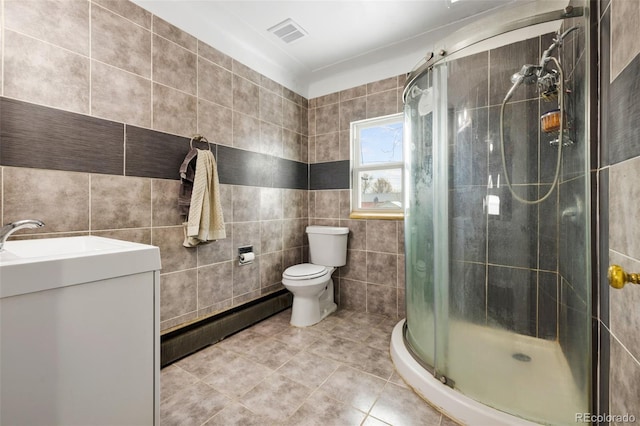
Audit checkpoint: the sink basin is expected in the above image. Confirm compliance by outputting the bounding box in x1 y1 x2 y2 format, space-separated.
0 235 146 261
0 236 161 298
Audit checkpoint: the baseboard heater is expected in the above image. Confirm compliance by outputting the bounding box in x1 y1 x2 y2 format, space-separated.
160 289 292 367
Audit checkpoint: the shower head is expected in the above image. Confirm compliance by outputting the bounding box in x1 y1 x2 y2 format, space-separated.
504 64 540 102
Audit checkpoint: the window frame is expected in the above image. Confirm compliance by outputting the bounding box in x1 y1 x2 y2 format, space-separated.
350 112 405 220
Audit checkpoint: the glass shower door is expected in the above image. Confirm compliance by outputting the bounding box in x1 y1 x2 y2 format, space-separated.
403 70 436 368
403 13 591 425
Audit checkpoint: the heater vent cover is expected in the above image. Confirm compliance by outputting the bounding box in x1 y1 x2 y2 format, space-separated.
268 18 307 44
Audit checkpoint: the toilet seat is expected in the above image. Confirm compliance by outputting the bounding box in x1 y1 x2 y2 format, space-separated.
283 263 328 280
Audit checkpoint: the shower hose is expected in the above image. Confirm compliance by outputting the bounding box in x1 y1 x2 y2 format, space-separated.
499 56 564 205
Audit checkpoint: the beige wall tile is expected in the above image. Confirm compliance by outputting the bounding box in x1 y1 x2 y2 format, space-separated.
160 269 197 321
198 100 233 147
91 4 151 78
5 0 89 55
232 60 261 85
340 97 367 131
367 77 398 94
316 133 340 163
151 178 183 227
93 0 152 29
234 186 261 222
316 103 339 135
609 156 640 259
283 130 302 162
260 188 283 220
367 284 397 317
233 222 261 256
91 60 151 127
197 224 233 265
198 59 233 108
198 41 232 70
367 90 399 118
91 174 151 230
611 0 640 82
340 250 367 282
152 83 197 136
4 30 89 114
198 261 233 308
261 76 283 95
367 252 397 287
152 226 197 273
366 220 398 254
339 278 367 312
153 15 197 52
283 219 304 249
260 121 283 157
260 252 283 288
316 92 340 107
233 112 261 151
153 35 197 95
341 220 366 250
315 190 340 219
3 167 89 233
234 258 261 296
609 250 640 359
92 228 151 244
261 220 283 254
340 85 366 101
609 335 640 419
260 88 283 126
283 189 306 219
233 75 260 118
284 100 302 134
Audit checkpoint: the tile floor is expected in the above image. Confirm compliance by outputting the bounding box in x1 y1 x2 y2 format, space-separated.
160 308 458 426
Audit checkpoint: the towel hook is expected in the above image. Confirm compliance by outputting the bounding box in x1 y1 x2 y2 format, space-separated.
189 134 212 151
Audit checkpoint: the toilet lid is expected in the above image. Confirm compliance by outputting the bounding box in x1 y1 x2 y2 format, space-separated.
283 264 328 280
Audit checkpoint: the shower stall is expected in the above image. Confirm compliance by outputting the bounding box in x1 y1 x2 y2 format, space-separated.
391 2 592 425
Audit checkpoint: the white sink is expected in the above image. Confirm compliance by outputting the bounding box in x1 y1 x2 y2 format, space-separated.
0 236 161 298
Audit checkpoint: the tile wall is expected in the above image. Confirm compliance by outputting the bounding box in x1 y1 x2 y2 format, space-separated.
308 77 406 318
600 0 640 421
0 0 309 332
0 0 407 332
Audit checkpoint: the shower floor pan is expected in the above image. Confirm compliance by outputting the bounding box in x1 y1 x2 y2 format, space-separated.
391 320 585 425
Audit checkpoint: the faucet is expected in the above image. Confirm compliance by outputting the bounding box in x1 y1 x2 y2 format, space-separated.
0 220 45 251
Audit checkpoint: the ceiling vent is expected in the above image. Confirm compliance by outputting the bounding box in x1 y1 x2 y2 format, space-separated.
268 18 307 44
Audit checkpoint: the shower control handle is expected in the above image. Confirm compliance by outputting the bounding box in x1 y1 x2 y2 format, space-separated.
608 264 640 289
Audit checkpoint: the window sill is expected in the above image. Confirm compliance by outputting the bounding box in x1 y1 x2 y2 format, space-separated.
349 212 404 220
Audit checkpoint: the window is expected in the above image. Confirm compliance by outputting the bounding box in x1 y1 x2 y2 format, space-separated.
350 113 404 219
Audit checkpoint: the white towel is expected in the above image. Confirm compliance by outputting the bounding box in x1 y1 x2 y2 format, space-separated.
183 149 226 247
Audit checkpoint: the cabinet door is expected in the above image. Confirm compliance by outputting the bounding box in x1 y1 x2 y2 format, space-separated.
1 272 156 426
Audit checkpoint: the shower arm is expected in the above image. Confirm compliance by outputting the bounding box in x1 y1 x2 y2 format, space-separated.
538 26 578 78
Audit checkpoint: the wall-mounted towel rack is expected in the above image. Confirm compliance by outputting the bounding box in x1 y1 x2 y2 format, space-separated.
189 134 211 151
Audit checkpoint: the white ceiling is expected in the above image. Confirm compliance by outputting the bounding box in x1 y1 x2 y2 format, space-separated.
133 0 528 98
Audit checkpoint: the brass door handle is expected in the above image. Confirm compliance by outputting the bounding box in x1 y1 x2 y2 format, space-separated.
608 264 640 289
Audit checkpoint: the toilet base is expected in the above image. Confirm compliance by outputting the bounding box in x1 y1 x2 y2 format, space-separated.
289 279 337 327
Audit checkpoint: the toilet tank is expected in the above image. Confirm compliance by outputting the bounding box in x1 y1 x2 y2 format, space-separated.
306 226 349 267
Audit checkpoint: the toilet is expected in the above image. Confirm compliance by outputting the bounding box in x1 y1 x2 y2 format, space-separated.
282 225 349 327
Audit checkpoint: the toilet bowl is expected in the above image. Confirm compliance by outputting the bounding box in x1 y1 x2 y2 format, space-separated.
282 264 337 327
282 226 348 327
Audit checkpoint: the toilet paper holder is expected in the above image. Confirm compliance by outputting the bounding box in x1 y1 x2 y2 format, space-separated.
238 246 254 265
